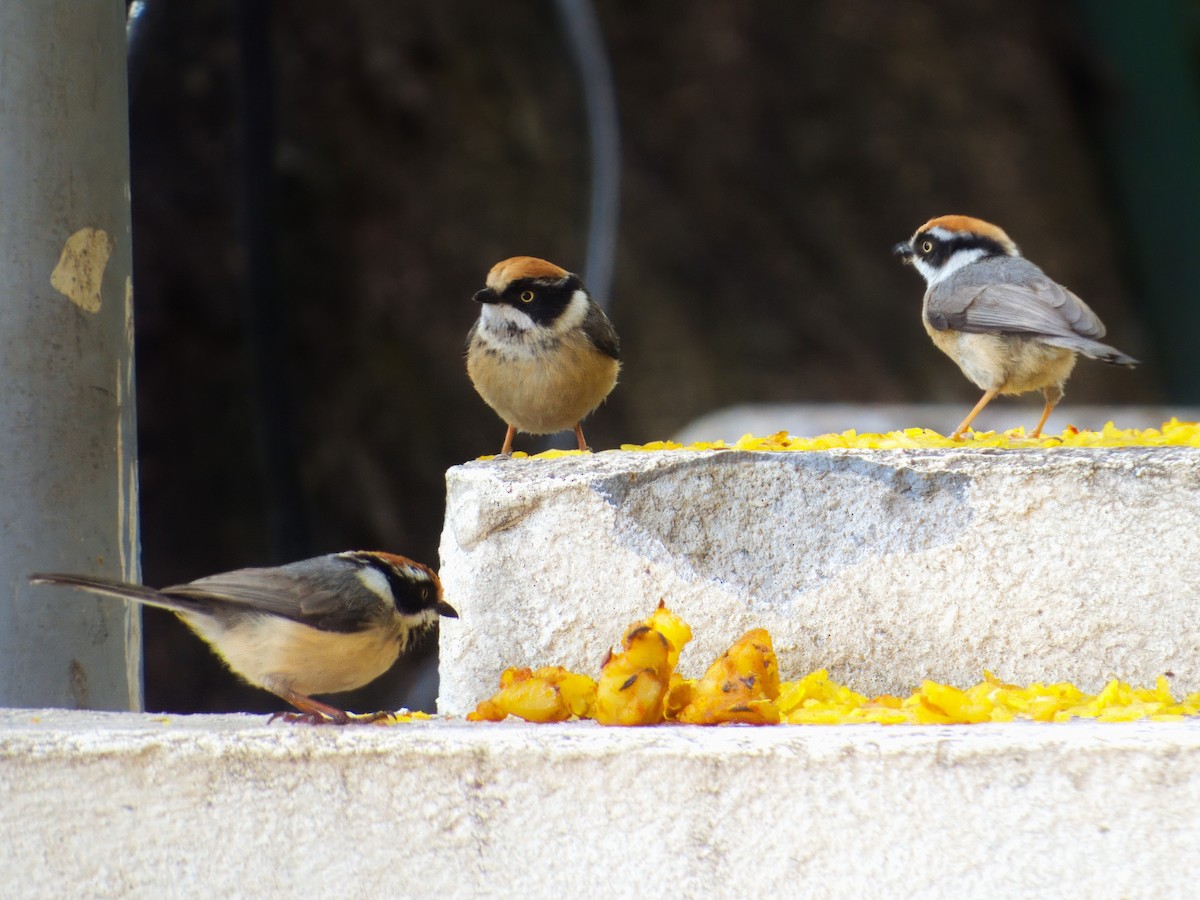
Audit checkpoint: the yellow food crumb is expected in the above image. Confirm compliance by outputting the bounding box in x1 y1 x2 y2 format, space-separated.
370 709 435 725
475 449 591 461
621 419 1200 453
476 421 1199 461
469 605 1200 726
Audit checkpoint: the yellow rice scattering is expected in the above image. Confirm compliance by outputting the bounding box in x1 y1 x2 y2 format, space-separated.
618 419 1200 454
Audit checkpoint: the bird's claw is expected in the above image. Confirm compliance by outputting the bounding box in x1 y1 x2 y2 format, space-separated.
268 709 395 726
268 710 348 726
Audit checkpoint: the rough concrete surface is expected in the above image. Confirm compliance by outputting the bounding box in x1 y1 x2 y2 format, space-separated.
439 448 1200 715
3 709 1200 899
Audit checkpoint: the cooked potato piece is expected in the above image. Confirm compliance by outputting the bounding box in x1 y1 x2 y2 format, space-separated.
645 603 693 668
592 601 698 727
665 673 695 719
467 666 597 723
536 666 598 719
594 625 674 725
676 628 781 725
467 604 1200 727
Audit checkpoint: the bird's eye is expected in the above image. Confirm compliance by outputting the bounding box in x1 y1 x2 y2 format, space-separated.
420 587 430 601
921 240 934 254
520 290 535 303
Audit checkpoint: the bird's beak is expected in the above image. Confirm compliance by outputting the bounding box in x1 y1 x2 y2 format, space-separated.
892 241 915 262
436 599 459 618
473 288 498 304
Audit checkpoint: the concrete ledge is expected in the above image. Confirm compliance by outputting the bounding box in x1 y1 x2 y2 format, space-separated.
3 709 1199 897
438 448 1200 715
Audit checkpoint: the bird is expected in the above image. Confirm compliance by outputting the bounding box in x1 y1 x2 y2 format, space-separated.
29 551 458 725
467 256 620 456
893 215 1138 439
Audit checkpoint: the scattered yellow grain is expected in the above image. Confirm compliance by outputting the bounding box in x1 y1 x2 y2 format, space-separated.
621 419 1200 453
370 709 434 725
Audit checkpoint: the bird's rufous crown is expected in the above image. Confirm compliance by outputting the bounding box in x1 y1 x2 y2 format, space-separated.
917 215 1019 255
485 256 571 292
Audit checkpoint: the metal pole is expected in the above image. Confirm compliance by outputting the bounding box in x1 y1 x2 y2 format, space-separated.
0 3 141 710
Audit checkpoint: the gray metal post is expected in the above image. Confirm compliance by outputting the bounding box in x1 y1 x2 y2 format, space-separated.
0 3 141 710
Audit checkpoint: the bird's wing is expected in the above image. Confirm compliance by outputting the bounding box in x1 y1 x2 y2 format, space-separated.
581 302 621 360
166 560 376 633
926 262 1106 340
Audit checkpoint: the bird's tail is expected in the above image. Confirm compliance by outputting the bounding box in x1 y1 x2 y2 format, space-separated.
1042 336 1139 367
27 573 203 616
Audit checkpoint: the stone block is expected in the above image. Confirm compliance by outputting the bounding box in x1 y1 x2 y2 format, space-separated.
439 447 1200 715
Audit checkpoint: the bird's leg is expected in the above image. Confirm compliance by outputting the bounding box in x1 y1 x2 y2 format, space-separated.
268 688 351 726
951 388 1000 440
1030 384 1063 438
499 424 516 457
574 422 591 452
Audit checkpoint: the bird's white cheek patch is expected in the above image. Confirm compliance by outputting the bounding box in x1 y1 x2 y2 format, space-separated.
550 289 590 335
480 303 535 332
922 248 987 286
356 565 393 604
912 258 939 283
475 303 559 359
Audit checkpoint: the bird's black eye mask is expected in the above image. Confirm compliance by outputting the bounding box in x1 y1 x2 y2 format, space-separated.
915 232 1009 268
376 562 438 617
500 274 582 326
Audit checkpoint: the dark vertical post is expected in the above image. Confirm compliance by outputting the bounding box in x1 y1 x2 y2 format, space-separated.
1080 0 1200 402
0 3 142 709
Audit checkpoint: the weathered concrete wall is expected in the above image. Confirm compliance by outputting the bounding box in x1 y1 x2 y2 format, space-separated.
439 449 1200 715
2 709 1199 898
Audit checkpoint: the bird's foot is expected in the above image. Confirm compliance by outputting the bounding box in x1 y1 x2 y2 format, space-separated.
268 709 349 726
268 709 395 726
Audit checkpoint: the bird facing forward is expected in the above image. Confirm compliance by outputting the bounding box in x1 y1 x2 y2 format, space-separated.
893 215 1138 439
29 551 458 724
467 256 620 455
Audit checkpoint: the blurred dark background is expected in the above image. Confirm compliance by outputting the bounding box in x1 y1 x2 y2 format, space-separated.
126 0 1200 714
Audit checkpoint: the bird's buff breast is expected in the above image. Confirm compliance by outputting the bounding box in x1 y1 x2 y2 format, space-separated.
924 322 1077 395
182 612 402 696
468 331 620 434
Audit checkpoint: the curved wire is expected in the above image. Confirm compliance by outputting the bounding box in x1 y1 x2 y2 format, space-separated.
553 0 622 311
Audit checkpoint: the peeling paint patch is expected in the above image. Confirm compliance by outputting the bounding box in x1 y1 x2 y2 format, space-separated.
50 227 113 313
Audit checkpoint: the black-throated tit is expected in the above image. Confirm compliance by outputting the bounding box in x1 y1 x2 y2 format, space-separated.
467 256 620 456
894 215 1138 439
30 550 457 724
